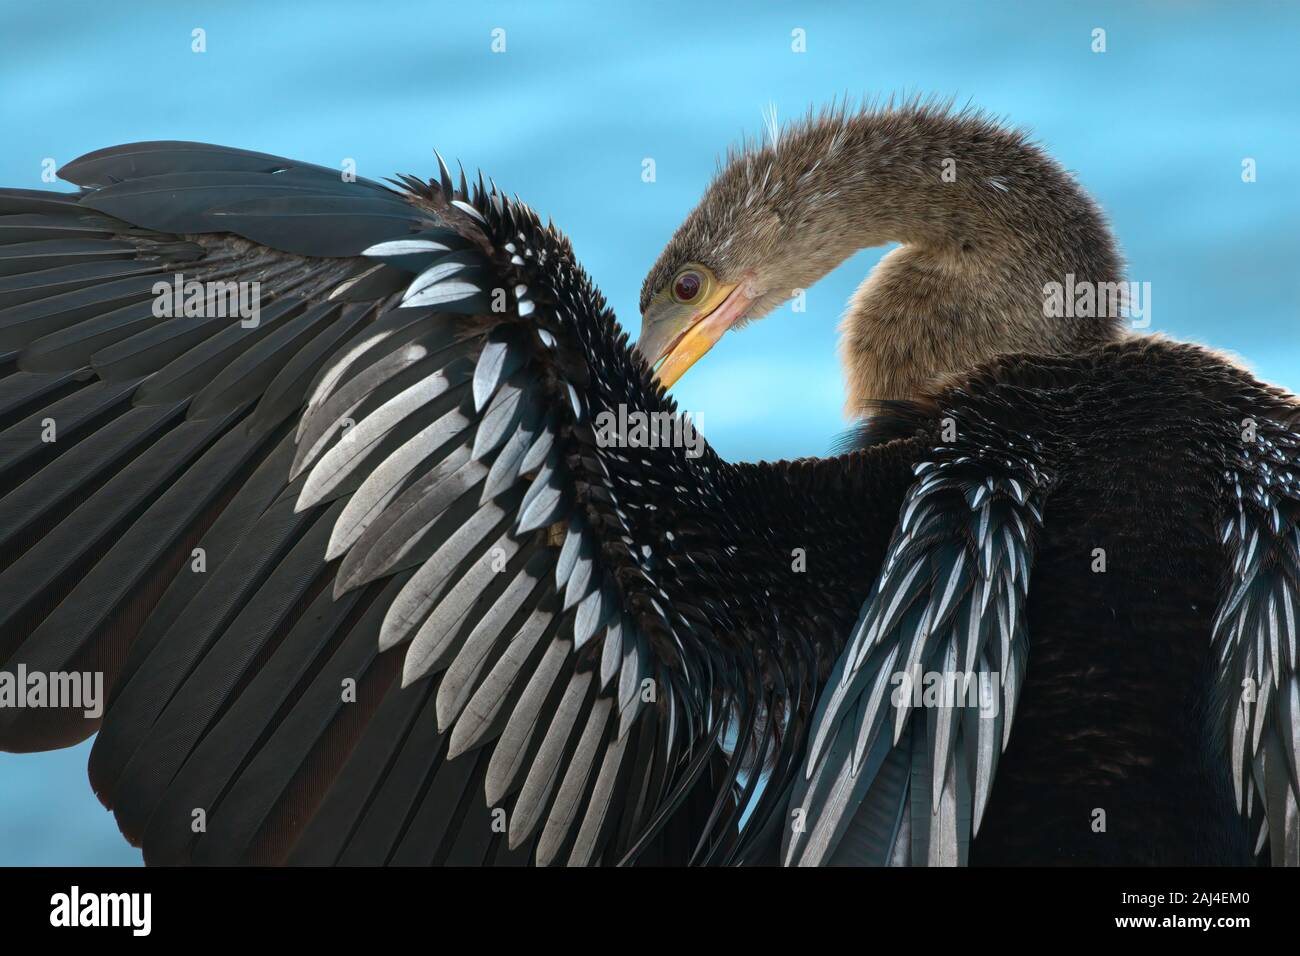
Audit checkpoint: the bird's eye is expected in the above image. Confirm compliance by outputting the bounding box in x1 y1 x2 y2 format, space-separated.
672 270 703 303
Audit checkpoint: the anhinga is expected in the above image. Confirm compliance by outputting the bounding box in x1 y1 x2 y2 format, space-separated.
0 103 1295 867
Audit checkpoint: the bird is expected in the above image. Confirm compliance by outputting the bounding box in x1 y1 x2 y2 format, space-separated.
636 100 1299 865
0 100 1295 868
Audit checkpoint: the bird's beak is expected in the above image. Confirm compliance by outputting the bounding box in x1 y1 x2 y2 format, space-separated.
636 282 754 388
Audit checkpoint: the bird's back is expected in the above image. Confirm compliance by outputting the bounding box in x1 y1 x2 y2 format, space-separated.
952 339 1275 863
798 336 1297 866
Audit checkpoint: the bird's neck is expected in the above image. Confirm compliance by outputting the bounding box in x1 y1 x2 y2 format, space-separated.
769 107 1127 409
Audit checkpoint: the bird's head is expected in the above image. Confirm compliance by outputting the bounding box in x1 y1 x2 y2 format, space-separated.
636 129 855 388
637 102 1125 396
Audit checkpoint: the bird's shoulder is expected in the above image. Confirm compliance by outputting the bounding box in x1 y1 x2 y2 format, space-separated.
848 336 1297 456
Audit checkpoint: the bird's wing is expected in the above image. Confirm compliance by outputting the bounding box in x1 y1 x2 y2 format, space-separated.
0 142 919 866
1 142 444 750
783 422 1050 865
1214 415 1300 865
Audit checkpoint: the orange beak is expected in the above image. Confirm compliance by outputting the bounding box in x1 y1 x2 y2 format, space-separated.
636 283 754 388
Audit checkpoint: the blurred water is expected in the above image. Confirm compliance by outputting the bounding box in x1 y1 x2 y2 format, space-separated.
1 0 1296 865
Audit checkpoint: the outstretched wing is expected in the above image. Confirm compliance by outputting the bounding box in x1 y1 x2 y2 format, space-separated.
784 423 1049 866
267 226 726 867
1214 415 1300 866
0 142 919 865
0 142 443 751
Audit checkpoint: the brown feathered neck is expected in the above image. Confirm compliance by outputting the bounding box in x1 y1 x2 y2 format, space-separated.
646 102 1127 410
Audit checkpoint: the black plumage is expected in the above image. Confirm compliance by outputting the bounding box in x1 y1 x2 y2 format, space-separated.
0 139 1296 867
